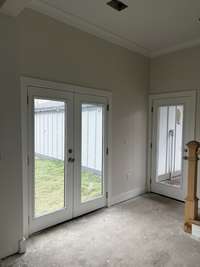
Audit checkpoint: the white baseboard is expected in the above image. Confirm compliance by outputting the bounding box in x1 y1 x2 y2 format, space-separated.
110 187 147 206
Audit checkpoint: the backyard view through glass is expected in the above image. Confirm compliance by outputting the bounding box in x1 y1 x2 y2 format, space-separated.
81 104 104 202
34 99 65 217
156 105 184 187
34 99 104 216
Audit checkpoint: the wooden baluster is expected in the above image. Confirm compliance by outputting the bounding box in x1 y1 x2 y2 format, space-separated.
184 141 200 233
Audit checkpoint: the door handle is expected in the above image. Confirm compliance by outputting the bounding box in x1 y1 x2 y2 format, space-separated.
68 149 73 154
183 148 188 160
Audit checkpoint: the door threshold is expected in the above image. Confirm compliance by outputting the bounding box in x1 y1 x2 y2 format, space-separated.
29 206 107 237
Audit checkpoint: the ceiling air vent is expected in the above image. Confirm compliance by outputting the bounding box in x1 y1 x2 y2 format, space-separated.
107 0 128 11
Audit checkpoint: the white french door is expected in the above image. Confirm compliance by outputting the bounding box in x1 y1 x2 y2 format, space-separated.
73 94 107 217
28 87 108 234
150 92 196 201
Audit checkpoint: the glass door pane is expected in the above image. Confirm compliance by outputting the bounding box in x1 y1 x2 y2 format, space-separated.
81 104 104 203
34 99 66 217
156 105 184 188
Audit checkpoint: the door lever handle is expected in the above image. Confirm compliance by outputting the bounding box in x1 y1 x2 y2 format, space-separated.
68 158 75 163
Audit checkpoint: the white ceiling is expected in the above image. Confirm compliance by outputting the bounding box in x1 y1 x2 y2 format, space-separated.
2 0 200 57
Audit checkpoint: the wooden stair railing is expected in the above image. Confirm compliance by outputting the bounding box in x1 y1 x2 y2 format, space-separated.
184 141 200 233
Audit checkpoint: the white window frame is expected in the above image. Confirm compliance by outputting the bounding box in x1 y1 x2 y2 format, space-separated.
21 77 112 239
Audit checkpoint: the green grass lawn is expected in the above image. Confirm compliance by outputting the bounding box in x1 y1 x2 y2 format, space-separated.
35 159 102 216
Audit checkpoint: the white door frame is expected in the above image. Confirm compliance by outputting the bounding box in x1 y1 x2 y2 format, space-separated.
147 90 197 197
21 77 112 239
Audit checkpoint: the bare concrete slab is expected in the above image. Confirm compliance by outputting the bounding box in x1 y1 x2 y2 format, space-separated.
3 193 200 267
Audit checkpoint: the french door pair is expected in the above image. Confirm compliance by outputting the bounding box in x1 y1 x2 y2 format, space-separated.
28 87 108 234
150 92 196 201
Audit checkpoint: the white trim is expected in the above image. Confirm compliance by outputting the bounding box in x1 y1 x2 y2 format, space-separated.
147 96 153 192
27 1 150 57
2 0 200 58
21 80 29 239
21 77 112 98
150 38 200 58
21 76 112 238
106 98 112 207
149 90 197 100
22 1 200 58
110 188 146 206
0 0 31 16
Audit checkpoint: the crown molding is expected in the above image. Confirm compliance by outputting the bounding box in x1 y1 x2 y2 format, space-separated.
0 0 31 16
0 0 6 9
27 0 150 57
150 38 200 58
2 0 200 59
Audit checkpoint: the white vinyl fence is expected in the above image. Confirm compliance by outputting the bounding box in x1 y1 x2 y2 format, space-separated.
34 101 103 172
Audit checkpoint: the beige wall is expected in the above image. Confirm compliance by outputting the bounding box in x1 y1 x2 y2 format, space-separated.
18 9 149 198
0 9 149 258
150 46 200 198
150 45 200 140
0 14 21 258
150 46 200 93
2 6 200 260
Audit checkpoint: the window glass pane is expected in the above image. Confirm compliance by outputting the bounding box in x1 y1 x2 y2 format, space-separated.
167 106 176 174
174 105 184 172
156 104 184 187
157 106 168 176
34 99 65 217
81 104 103 202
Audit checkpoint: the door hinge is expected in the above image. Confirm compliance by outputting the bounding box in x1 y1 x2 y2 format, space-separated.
106 147 109 155
27 155 30 166
107 104 110 111
28 215 30 224
151 106 154 113
106 192 109 199
150 142 152 149
27 95 29 105
150 178 152 185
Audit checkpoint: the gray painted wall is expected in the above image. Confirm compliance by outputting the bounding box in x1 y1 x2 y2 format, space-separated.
0 9 149 258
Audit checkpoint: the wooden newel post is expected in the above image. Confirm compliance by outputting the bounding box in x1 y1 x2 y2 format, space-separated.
184 141 200 233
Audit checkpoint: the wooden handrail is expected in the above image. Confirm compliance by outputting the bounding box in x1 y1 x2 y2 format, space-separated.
184 141 200 233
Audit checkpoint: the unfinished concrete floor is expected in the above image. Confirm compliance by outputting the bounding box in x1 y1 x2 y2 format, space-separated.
2 193 200 267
